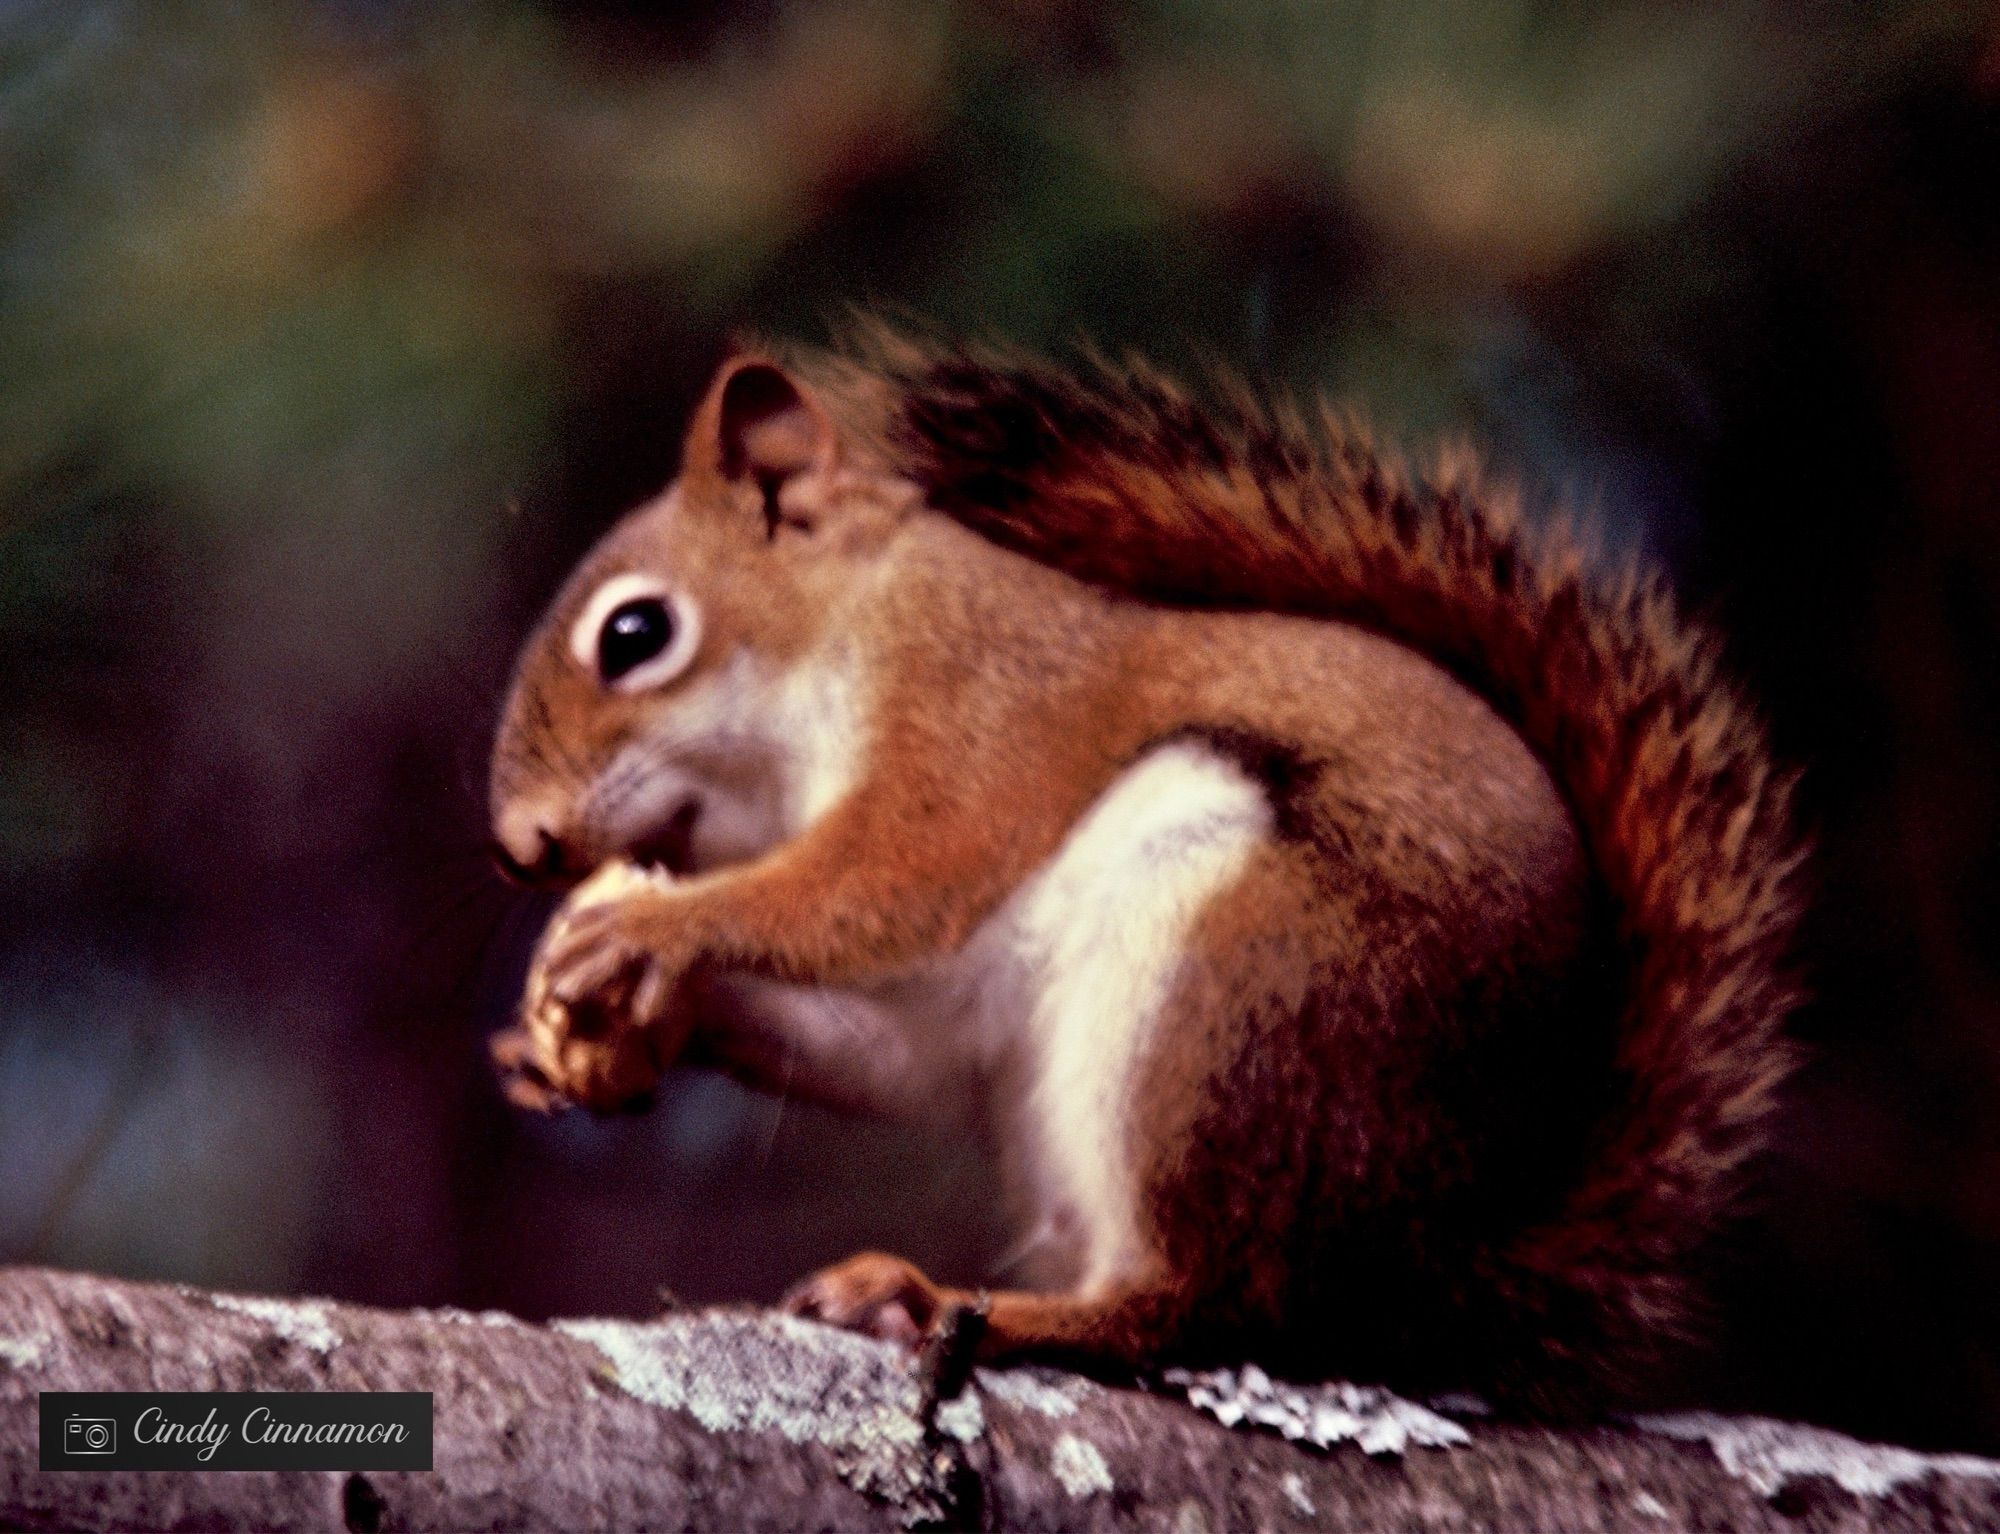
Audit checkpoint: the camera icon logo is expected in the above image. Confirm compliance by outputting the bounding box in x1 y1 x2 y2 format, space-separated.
65 1417 116 1454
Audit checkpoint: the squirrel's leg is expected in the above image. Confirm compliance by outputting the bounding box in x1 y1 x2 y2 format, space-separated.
535 706 1129 1011
784 743 1298 1369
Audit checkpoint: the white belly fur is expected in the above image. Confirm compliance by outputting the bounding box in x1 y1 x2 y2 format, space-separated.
987 740 1272 1291
716 741 1272 1294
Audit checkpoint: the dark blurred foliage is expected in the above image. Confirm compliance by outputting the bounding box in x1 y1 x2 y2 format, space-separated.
3 0 1998 1451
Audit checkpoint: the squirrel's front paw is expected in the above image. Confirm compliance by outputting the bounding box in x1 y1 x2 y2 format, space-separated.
541 894 689 1022
501 864 696 1113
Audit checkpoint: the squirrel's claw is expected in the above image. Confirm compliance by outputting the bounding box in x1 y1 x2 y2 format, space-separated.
489 1026 569 1114
545 934 639 1008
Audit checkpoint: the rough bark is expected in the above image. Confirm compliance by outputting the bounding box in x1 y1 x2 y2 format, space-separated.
2 1266 1996 1532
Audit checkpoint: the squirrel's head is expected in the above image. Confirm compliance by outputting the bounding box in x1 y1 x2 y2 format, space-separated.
489 354 913 886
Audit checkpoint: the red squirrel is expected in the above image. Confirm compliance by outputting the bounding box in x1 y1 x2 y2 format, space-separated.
486 324 1805 1407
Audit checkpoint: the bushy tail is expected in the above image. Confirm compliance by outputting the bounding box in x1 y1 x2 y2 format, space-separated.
849 331 1809 1398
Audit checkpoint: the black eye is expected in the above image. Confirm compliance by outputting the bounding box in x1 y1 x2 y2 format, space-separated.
598 597 674 683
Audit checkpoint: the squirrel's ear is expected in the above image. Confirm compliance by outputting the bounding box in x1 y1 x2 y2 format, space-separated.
686 356 838 500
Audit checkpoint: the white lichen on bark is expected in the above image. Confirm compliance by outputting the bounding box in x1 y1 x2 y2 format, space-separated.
556 1311 933 1502
976 1364 1090 1417
1635 1411 2000 1500
1163 1363 1472 1455
0 1335 48 1370
1280 1469 1316 1515
205 1293 340 1353
1050 1431 1115 1497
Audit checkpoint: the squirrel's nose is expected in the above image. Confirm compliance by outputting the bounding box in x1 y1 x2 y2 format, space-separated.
490 816 576 888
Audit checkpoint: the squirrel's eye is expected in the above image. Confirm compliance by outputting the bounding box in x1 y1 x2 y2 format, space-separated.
569 575 701 691
598 598 673 683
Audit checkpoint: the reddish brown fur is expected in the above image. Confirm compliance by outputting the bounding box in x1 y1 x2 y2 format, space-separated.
800 324 1810 1400
489 326 1807 1410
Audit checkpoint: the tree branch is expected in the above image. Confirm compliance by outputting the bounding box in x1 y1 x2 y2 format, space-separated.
2 1266 1995 1531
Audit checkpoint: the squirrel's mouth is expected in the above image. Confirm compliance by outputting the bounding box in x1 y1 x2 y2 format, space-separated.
628 797 702 878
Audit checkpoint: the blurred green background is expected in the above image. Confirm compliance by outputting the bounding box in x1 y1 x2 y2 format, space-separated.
4 0 2000 1451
